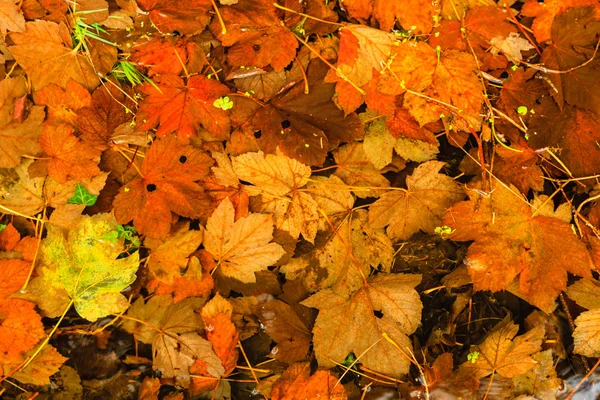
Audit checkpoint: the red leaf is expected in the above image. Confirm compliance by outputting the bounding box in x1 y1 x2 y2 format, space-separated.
137 74 231 142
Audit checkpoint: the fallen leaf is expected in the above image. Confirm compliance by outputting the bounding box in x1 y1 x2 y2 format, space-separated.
0 298 45 361
444 183 593 312
113 136 214 239
232 151 318 242
566 278 600 357
257 300 311 364
41 213 139 321
203 197 285 283
459 318 544 379
369 161 464 241
9 20 100 90
145 224 203 283
39 123 102 184
137 74 231 142
0 105 44 168
121 295 224 387
513 350 562 400
302 273 422 378
135 0 212 35
0 0 26 35
271 362 347 400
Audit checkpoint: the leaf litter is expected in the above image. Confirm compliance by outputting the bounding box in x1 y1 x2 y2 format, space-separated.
0 0 600 399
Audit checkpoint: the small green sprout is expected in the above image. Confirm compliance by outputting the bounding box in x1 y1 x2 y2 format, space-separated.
0 224 6 232
517 106 528 116
67 184 98 206
213 96 234 110
467 351 480 364
101 225 140 252
435 225 455 236
341 352 358 369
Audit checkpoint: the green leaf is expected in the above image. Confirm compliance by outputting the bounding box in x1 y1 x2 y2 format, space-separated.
67 184 98 206
0 223 6 232
213 96 233 110
42 213 139 321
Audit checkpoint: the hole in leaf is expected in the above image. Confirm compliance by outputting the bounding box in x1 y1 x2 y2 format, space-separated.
172 30 180 37
179 155 187 164
254 130 262 139
253 44 260 51
146 183 157 192
373 310 384 318
500 71 509 79
281 120 291 129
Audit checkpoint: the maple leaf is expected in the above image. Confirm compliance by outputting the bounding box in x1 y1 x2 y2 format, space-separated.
257 299 311 364
136 74 231 142
526 98 600 181
9 20 100 90
0 298 45 361
521 0 600 43
76 82 136 149
302 273 422 378
41 213 139 321
540 6 600 114
333 142 391 198
380 43 485 131
0 105 44 168
121 295 224 387
37 123 102 184
566 278 600 357
459 318 544 379
147 255 214 303
0 0 25 35
422 353 480 398
200 294 239 376
211 0 298 72
144 223 204 283
271 362 347 400
33 79 92 125
232 151 318 242
130 35 190 77
2 344 67 386
341 0 436 33
249 60 363 166
203 197 285 283
443 183 593 312
283 210 393 296
369 161 464 241
0 159 45 217
113 136 214 239
513 350 562 399
136 0 212 35
229 68 286 102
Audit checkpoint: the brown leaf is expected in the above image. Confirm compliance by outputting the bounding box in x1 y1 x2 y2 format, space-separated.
459 318 544 379
0 105 44 168
369 161 464 241
257 300 311 364
444 183 593 312
302 273 422 378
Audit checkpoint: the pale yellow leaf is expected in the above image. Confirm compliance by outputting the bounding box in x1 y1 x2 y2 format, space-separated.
394 137 439 162
334 142 390 198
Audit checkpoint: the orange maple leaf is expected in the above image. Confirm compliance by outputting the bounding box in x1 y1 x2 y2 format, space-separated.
444 183 593 312
113 136 214 239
